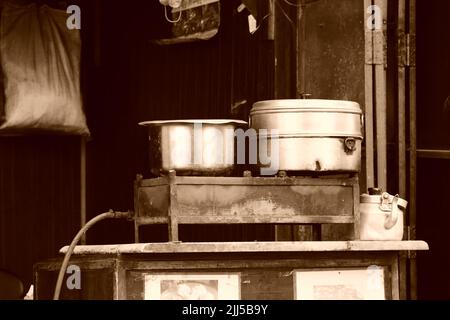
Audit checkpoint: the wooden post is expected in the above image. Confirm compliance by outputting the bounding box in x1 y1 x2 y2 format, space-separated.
353 176 361 240
391 254 401 300
408 0 418 301
297 0 306 98
397 0 408 300
274 0 299 242
374 0 388 191
134 175 143 243
168 171 179 242
80 137 87 245
312 226 322 241
364 0 375 189
398 0 407 198
115 262 127 300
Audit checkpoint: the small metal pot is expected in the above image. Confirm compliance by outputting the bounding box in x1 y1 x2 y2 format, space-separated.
139 120 248 176
249 99 364 172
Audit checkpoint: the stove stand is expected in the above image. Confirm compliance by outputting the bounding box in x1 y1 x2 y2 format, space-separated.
134 171 360 242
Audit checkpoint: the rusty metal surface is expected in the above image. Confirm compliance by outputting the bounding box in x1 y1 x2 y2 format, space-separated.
164 216 353 225
140 175 358 187
175 185 353 217
138 185 169 218
136 176 357 220
135 175 361 241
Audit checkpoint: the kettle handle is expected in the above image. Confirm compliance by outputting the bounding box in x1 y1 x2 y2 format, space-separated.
384 195 400 230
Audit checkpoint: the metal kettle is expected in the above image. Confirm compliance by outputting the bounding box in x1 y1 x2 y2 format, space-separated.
360 189 408 241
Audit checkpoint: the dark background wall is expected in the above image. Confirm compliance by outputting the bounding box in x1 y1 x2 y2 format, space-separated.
0 136 81 288
1 0 285 286
0 0 279 287
416 0 450 300
82 0 278 245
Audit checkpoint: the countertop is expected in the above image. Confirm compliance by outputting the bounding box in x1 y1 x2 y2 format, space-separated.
60 241 429 255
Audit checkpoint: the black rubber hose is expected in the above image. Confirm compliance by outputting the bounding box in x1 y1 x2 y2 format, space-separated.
53 210 132 300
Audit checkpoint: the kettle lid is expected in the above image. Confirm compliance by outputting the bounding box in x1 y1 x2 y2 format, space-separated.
360 192 408 209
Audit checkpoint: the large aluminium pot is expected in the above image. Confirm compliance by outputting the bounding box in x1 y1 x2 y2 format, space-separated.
139 119 247 176
249 99 363 172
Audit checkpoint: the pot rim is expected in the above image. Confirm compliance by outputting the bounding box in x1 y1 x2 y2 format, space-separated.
258 133 364 139
251 99 362 114
139 119 248 126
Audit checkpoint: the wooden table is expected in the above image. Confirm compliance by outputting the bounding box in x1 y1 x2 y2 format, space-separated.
34 241 428 300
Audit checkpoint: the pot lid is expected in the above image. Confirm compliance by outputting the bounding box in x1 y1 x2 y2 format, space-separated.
251 99 362 114
139 119 248 126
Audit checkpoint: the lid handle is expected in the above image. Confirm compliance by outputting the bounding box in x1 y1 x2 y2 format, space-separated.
299 93 312 99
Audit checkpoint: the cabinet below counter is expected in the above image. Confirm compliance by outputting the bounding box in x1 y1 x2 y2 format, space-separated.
34 241 428 300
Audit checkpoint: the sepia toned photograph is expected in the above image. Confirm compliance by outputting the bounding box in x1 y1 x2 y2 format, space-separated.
160 280 219 300
0 0 448 308
144 274 240 300
294 268 386 300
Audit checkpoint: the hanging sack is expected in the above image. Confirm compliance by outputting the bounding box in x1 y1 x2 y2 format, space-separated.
0 2 89 135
